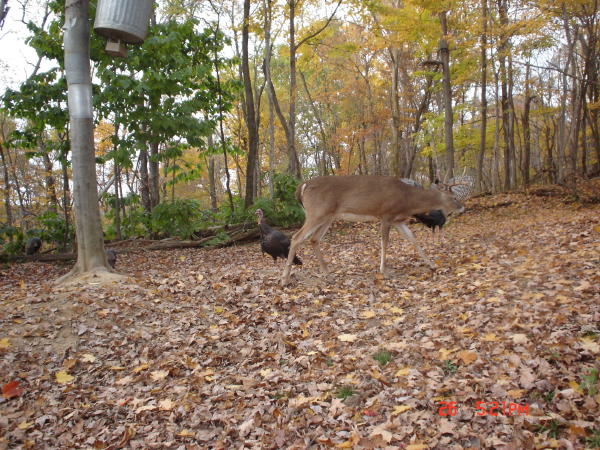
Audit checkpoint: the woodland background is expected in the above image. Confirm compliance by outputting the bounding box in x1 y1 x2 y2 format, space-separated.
0 0 598 250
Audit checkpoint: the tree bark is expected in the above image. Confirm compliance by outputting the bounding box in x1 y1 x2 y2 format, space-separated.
0 140 13 225
149 141 160 208
263 0 276 197
497 0 512 190
138 148 151 212
207 133 218 211
287 0 301 178
521 88 534 187
476 0 488 192
242 0 259 208
60 146 71 251
59 0 111 280
439 11 455 180
41 148 59 212
389 47 402 176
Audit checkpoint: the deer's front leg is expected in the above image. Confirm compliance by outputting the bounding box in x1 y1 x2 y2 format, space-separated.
380 222 391 274
396 223 435 270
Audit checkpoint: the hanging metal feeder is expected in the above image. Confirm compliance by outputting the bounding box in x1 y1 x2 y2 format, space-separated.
94 0 154 57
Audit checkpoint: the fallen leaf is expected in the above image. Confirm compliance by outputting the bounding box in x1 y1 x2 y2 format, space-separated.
116 376 133 385
0 338 10 349
580 338 600 353
2 381 23 399
369 424 392 443
55 371 74 384
569 381 584 395
458 350 477 364
178 429 196 438
511 334 528 344
80 353 96 363
482 333 498 342
508 389 525 399
135 404 157 413
17 421 33 430
395 368 411 377
391 405 412 416
159 399 175 411
132 363 149 373
151 370 169 381
239 416 255 437
337 334 358 342
360 310 376 319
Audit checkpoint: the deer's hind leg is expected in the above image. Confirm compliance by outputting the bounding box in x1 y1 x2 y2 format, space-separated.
282 215 332 285
309 217 334 274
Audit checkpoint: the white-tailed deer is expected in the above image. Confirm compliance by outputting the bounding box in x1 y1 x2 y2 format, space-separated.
281 175 465 285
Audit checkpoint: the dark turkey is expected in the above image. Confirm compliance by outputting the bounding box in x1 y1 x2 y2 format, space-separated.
106 249 117 269
413 209 446 232
255 209 302 265
26 237 42 255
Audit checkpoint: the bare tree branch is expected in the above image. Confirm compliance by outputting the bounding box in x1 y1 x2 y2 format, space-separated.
294 0 342 50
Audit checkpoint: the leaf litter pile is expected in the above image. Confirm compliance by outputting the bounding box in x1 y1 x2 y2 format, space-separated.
1 191 600 449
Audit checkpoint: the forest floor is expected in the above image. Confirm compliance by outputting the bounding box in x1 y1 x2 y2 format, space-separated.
1 186 600 449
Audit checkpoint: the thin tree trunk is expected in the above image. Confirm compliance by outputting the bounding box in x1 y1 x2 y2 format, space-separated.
476 0 488 192
138 148 151 212
522 62 533 188
439 11 455 179
212 34 234 216
41 148 59 212
242 0 259 208
287 0 301 178
149 141 160 208
113 122 122 240
59 0 111 280
581 101 588 176
508 53 518 186
497 0 512 190
493 68 501 192
60 146 71 251
389 47 402 176
0 140 13 226
207 133 218 211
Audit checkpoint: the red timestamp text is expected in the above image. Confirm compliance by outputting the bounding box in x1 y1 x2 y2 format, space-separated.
437 401 529 417
475 401 529 416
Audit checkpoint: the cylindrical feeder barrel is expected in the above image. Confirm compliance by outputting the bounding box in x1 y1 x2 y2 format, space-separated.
94 0 154 44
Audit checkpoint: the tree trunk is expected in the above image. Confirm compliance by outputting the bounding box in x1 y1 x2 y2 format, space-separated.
0 140 13 226
521 63 533 188
263 0 276 197
41 148 59 212
242 0 259 208
59 0 111 280
439 11 454 180
149 141 160 208
207 133 218 211
389 47 402 176
492 68 501 192
497 0 512 190
138 148 151 212
60 149 71 251
476 0 488 192
287 0 301 178
508 53 518 187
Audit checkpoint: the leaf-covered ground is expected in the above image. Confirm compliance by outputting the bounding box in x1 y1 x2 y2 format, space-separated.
1 190 600 449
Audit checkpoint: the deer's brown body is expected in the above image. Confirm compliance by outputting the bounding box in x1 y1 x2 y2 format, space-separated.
281 175 464 285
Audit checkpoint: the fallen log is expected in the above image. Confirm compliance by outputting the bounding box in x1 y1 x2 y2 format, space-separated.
1 225 261 263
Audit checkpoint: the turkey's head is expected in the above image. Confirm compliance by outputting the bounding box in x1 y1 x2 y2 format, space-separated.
255 208 264 224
